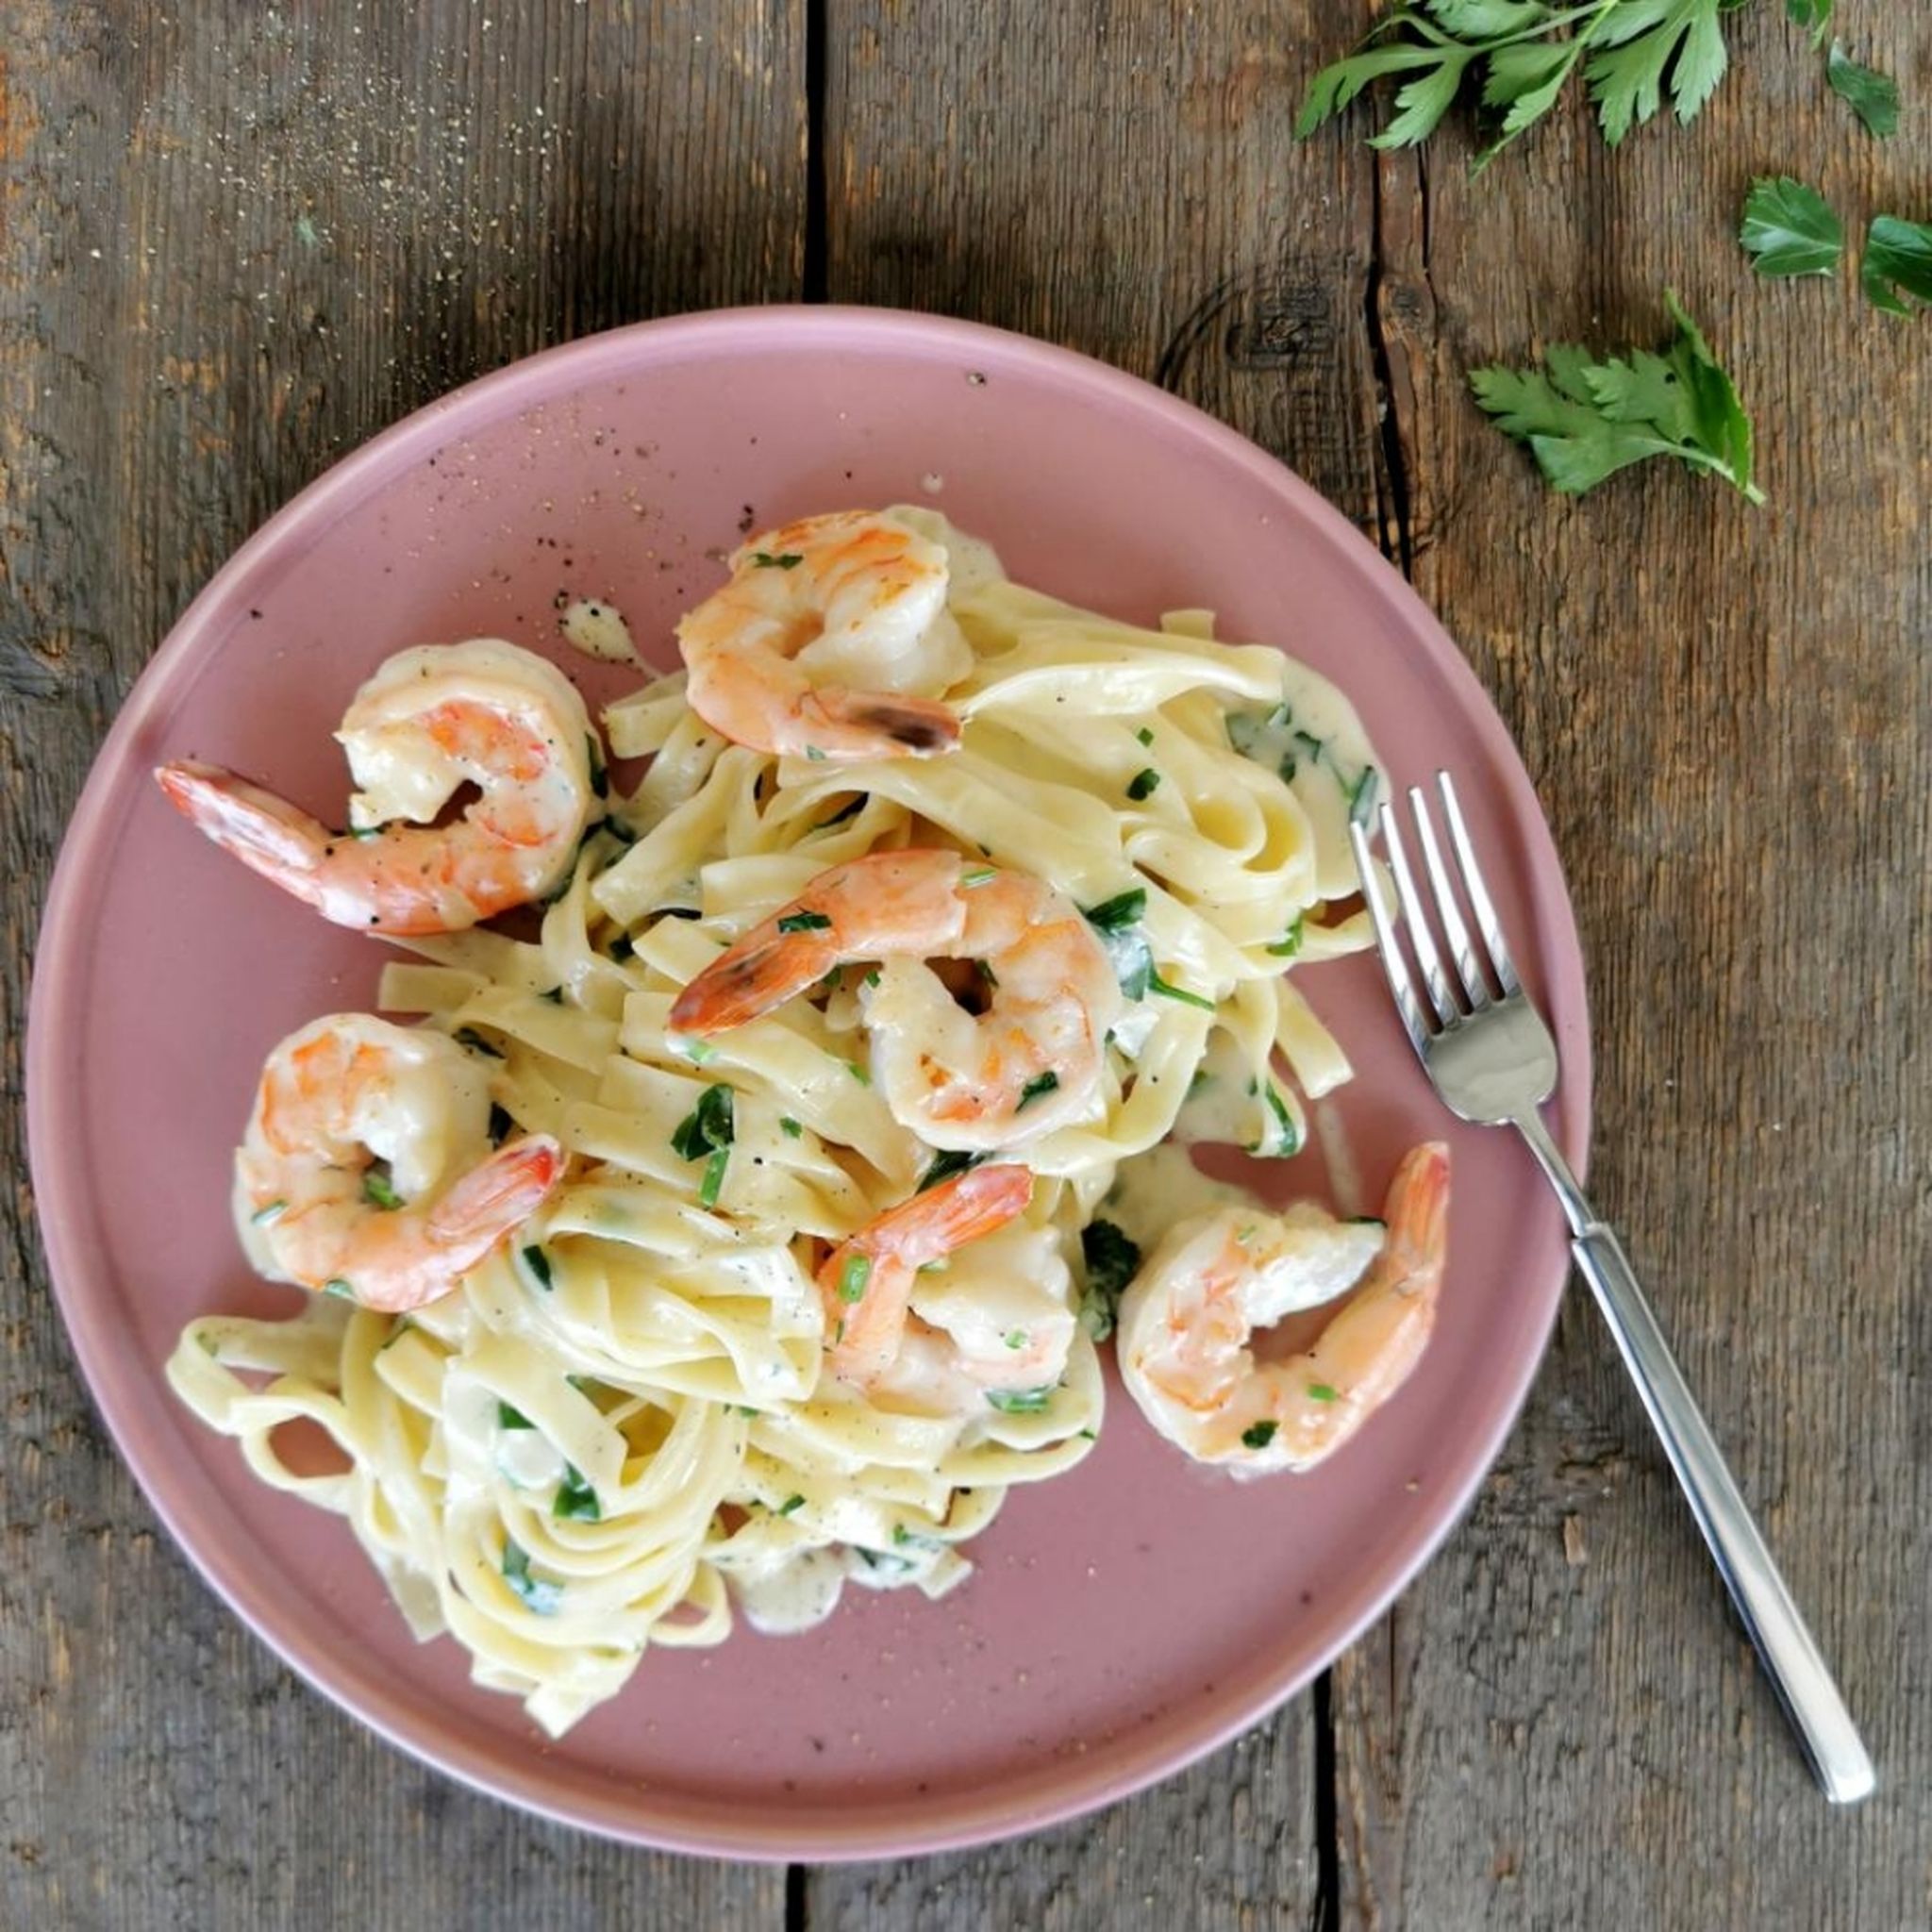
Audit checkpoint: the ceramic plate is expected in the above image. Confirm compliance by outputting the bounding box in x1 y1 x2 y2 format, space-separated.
26 307 1590 1859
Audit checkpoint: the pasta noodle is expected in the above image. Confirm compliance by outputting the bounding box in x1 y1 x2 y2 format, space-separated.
166 507 1383 1735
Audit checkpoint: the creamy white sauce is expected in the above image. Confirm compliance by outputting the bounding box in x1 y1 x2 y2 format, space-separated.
558 597 641 667
494 1425 567 1491
1172 1034 1264 1150
1310 1098 1368 1220
729 1548 848 1635
1103 1142 1267 1253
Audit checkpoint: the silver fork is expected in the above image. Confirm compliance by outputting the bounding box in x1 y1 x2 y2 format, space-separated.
1350 771 1875 1807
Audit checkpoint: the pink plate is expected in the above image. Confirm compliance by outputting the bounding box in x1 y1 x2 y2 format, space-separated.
26 307 1589 1860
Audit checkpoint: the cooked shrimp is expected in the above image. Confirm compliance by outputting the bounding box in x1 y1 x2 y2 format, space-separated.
815 1163 1034 1384
669 850 1124 1151
235 1013 565 1313
156 640 598 935
1116 1142 1450 1474
679 509 972 760
908 1221 1079 1393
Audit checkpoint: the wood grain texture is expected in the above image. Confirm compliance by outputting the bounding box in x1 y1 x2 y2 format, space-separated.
7 0 1931 1925
1328 7 1932 1928
0 3 799 1926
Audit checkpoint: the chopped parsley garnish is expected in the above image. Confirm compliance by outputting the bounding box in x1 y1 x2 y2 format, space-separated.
837 1253 873 1304
1136 725 1155 746
498 1401 534 1430
554 1464 601 1522
345 821 387 841
777 1493 807 1516
520 1244 554 1290
361 1163 403 1211
919 1148 985 1191
1347 766 1378 826
321 1278 355 1300
804 745 827 760
454 1026 505 1059
779 1116 804 1139
699 1146 729 1208
1078 1220 1141 1341
250 1199 288 1226
959 865 997 887
1307 1382 1341 1404
1241 1419 1279 1450
863 968 881 988
985 1385 1056 1414
844 1058 871 1085
1004 1329 1028 1351
1148 968 1216 1011
853 1546 913 1575
1257 1084 1302 1158
680 1037 716 1065
752 551 804 570
776 909 833 934
585 733 608 800
1016 1070 1060 1111
1081 888 1153 1000
1125 767 1161 802
1266 917 1306 959
1082 887 1146 933
501 1539 562 1615
671 1082 736 1161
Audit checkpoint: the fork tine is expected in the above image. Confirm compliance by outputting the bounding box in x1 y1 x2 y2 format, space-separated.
1436 771 1522 996
1408 785 1491 1011
1348 819 1431 1063
1378 799 1460 1025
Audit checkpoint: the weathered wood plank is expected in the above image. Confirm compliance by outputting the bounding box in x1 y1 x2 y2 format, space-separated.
812 1 1387 1918
1324 6 1932 1926
0 3 800 1924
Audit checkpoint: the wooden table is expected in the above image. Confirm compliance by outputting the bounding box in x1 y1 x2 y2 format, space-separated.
4 5 1925 1925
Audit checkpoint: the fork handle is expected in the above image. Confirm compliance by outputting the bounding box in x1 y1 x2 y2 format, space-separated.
1519 1120 1875 1805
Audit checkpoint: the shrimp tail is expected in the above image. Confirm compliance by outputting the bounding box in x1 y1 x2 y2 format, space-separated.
819 1163 1035 1382
155 760 330 893
425 1134 567 1255
805 690 961 758
668 934 836 1036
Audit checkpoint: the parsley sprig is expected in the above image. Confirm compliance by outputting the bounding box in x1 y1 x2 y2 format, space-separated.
1470 291 1762 501
1298 0 1746 169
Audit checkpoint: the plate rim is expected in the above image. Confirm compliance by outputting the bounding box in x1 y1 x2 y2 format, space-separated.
25 302 1592 1862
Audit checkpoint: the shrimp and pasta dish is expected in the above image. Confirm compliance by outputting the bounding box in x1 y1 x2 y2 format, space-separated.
157 506 1449 1736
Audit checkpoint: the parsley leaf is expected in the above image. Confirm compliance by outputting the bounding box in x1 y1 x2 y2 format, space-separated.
554 1464 601 1522
1241 1419 1279 1450
1016 1070 1060 1111
1739 176 1844 279
1299 0 1748 167
671 1083 736 1161
1470 291 1762 502
1078 1219 1142 1341
752 551 803 570
1125 768 1161 801
1826 42 1898 140
776 909 832 934
985 1385 1057 1415
501 1539 562 1615
919 1148 985 1191
1863 215 1932 316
